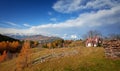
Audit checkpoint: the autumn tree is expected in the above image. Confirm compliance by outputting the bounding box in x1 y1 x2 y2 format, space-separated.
11 41 19 48
16 41 31 71
0 41 20 53
47 43 52 49
33 41 39 47
0 50 7 62
0 41 7 53
8 41 20 52
55 39 64 48
42 39 64 49
42 43 48 48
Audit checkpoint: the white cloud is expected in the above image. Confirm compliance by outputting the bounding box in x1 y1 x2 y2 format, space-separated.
53 0 81 13
53 0 120 13
0 0 120 39
85 0 114 9
50 18 57 22
70 34 77 39
6 22 17 26
0 27 28 34
29 6 120 29
0 5 119 36
62 34 67 39
23 23 31 27
5 22 22 28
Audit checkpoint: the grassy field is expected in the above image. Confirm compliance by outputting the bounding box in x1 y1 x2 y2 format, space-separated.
0 47 120 71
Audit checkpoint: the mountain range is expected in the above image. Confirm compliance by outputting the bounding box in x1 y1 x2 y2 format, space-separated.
0 34 19 42
3 33 63 43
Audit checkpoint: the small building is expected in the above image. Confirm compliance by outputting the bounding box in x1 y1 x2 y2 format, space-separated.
86 36 102 47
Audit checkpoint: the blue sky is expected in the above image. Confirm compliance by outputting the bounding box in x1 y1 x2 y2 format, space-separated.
0 0 120 39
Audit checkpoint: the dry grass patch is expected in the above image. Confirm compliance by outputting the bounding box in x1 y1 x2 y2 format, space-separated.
0 47 120 71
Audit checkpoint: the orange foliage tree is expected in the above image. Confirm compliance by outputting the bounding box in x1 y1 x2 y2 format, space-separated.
0 41 20 53
47 43 51 49
9 41 20 51
16 41 31 71
0 41 7 52
33 41 38 47
0 50 7 62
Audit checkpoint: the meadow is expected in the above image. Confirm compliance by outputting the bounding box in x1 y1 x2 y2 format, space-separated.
0 45 120 71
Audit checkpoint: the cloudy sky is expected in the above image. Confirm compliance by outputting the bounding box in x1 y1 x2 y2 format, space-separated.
0 0 120 39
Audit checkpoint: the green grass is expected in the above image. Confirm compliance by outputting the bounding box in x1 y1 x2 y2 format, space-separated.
0 47 120 71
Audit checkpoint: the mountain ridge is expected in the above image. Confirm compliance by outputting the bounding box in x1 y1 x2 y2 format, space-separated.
3 33 63 43
0 34 19 42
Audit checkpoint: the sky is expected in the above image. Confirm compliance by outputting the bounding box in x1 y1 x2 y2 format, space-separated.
0 0 120 39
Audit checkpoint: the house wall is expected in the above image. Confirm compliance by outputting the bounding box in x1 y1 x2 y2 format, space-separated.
86 36 102 47
86 43 92 47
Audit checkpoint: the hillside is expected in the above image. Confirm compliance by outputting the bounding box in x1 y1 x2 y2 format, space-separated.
0 34 19 42
0 46 120 71
23 35 62 42
5 34 62 43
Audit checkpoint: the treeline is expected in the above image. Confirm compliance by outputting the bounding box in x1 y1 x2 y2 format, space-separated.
42 39 73 48
0 41 20 62
104 34 120 40
0 40 39 54
29 41 39 48
0 41 20 54
0 40 38 62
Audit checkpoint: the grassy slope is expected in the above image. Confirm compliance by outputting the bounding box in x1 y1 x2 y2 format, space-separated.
0 47 120 71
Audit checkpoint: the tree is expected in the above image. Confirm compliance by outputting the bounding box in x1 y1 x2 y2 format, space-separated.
0 50 7 62
33 41 39 47
8 41 20 52
16 41 31 71
108 33 120 40
0 41 7 53
42 43 48 48
47 43 52 49
0 41 20 53
83 30 102 39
